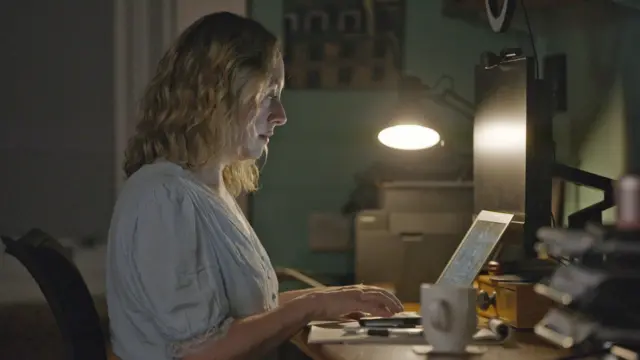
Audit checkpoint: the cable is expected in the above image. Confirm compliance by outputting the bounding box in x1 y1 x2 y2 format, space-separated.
519 0 539 79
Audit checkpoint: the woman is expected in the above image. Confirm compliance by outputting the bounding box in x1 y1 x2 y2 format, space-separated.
106 12 403 360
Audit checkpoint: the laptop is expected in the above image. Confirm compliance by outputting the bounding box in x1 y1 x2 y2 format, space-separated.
359 210 514 327
436 210 514 286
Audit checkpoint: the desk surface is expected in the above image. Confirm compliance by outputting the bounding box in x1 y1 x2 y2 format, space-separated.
291 303 567 360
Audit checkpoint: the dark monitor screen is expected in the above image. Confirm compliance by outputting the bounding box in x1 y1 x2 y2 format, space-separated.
473 56 553 256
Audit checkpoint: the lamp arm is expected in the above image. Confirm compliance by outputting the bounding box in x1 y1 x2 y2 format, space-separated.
442 89 475 112
431 75 456 93
426 88 475 121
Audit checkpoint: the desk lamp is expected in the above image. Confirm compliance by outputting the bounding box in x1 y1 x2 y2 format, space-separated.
377 75 474 150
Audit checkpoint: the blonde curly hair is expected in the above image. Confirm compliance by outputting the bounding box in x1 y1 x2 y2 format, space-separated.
123 12 281 195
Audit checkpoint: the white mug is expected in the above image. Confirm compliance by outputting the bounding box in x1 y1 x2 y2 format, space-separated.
420 283 477 353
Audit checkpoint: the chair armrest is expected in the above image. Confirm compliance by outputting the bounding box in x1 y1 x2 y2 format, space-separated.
275 267 327 289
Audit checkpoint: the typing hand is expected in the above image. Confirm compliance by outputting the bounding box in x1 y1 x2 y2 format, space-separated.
304 285 404 321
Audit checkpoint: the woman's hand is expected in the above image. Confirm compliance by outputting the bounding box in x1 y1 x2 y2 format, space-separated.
301 285 404 320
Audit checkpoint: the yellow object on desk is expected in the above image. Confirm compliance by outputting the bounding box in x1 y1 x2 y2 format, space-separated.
474 275 553 329
375 277 552 330
403 303 420 313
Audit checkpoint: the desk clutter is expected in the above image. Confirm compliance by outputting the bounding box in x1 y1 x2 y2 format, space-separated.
307 311 513 346
474 273 554 329
307 280 518 356
436 256 555 333
533 175 640 360
534 225 640 359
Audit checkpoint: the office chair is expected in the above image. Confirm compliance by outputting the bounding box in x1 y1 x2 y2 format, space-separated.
0 230 326 360
1 229 108 360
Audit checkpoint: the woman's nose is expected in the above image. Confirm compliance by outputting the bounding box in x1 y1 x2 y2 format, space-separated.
269 99 287 126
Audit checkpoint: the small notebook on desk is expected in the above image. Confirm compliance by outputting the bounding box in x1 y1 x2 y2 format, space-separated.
308 321 426 345
307 319 512 346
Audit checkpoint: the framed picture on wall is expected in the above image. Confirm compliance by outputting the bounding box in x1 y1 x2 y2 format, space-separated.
282 0 406 90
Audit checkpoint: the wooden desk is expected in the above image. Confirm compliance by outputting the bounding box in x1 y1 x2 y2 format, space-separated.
291 304 567 360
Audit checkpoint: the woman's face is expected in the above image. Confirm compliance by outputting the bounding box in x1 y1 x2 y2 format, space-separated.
240 58 287 160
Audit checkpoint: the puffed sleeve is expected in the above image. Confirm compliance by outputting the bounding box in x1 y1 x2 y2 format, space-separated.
127 181 234 358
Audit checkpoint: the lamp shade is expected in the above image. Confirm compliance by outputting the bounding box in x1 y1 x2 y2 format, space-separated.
378 122 441 150
378 75 442 150
378 102 442 150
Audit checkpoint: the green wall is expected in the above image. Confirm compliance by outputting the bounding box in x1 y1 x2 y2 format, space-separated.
542 4 636 223
251 1 640 279
571 79 625 222
250 0 525 277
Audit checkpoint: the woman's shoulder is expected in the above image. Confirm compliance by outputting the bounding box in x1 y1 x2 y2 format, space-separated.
120 162 194 201
114 161 228 223
112 162 212 222
110 161 238 249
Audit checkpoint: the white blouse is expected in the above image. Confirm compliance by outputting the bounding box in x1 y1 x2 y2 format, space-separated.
106 161 278 360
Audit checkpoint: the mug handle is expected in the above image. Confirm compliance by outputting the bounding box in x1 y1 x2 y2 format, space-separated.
427 299 452 333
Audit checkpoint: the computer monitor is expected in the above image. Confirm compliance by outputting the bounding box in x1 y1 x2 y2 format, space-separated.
437 210 514 286
473 54 554 257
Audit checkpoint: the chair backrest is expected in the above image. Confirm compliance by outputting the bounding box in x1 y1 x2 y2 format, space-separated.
1 229 107 360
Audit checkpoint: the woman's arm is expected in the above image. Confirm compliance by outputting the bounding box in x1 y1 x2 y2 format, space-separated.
279 288 319 304
184 296 313 360
184 286 403 360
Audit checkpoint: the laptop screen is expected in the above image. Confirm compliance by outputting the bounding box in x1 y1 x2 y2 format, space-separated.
437 211 514 286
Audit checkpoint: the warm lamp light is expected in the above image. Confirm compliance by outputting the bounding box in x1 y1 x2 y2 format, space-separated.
378 75 474 151
377 124 441 150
